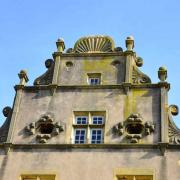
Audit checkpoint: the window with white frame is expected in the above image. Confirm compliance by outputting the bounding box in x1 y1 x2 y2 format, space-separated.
91 129 103 144
75 116 88 125
87 73 101 85
74 129 86 144
92 116 104 125
73 112 105 144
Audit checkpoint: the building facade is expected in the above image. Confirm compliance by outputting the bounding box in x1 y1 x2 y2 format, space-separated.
0 35 180 180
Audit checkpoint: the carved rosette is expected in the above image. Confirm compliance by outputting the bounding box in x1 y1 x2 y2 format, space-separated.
25 115 64 143
113 113 155 143
168 105 180 144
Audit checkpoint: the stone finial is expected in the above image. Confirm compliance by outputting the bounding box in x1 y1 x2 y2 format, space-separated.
18 70 29 85
125 36 134 51
158 66 167 82
56 38 65 52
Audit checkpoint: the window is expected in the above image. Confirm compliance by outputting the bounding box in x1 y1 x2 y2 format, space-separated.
117 175 153 180
75 116 88 125
73 111 105 144
21 175 55 180
87 73 101 85
92 116 104 125
74 129 86 144
91 129 103 144
89 77 100 85
114 169 154 180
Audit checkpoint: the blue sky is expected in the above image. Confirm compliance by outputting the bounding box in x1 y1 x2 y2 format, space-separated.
0 0 180 127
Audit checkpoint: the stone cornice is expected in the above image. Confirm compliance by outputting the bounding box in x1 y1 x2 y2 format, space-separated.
0 143 180 150
52 51 135 58
15 83 170 91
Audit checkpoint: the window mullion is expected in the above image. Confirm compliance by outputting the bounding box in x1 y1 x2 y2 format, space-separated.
87 112 91 143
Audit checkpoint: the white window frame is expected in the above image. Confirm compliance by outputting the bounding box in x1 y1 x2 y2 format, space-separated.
88 77 100 85
73 111 105 144
75 116 88 125
87 73 101 85
74 128 87 144
90 128 104 144
91 115 104 125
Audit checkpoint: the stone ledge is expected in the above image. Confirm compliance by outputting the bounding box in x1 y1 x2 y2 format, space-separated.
16 83 170 91
52 51 135 58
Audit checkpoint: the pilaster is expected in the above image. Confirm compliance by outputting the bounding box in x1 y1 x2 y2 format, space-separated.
6 70 29 144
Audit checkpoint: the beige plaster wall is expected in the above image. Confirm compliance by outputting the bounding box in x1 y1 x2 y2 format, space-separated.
12 88 160 144
0 149 180 180
58 56 126 85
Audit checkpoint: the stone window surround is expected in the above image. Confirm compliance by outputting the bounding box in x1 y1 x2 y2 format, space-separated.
21 174 55 180
72 111 105 144
87 73 101 85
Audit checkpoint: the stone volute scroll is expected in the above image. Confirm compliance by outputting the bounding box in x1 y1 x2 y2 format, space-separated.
33 59 54 85
132 56 151 84
25 114 64 143
168 105 180 144
113 113 155 143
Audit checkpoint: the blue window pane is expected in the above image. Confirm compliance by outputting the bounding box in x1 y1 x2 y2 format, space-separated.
81 130 85 135
82 120 87 124
75 136 79 140
92 136 96 140
92 130 96 135
80 136 84 140
97 130 102 134
76 130 80 134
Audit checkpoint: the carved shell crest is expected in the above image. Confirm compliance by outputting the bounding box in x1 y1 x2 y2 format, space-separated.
74 36 115 53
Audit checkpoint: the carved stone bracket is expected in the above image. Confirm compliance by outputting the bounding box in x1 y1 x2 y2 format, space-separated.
168 105 180 144
132 66 151 84
34 59 54 85
158 142 168 156
25 114 64 143
113 113 155 143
